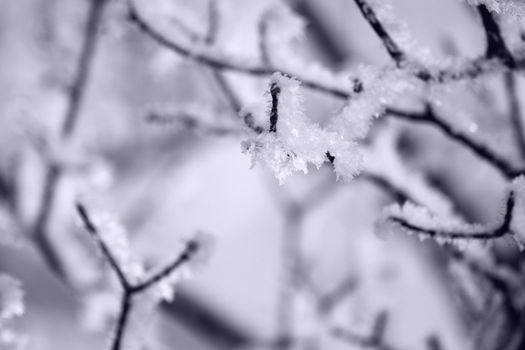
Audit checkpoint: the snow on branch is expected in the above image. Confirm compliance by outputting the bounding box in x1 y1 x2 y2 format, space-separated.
76 203 214 350
380 177 525 249
242 73 362 182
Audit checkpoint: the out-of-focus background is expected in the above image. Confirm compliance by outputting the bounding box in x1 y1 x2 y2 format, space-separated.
0 0 524 349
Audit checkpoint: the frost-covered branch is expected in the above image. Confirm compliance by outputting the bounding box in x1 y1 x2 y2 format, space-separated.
352 0 405 65
76 203 213 350
384 185 515 244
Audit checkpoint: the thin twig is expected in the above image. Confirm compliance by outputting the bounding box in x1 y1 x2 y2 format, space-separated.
387 105 524 179
131 241 198 293
76 203 131 289
353 0 405 65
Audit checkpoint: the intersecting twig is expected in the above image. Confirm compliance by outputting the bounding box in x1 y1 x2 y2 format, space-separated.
76 203 202 350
